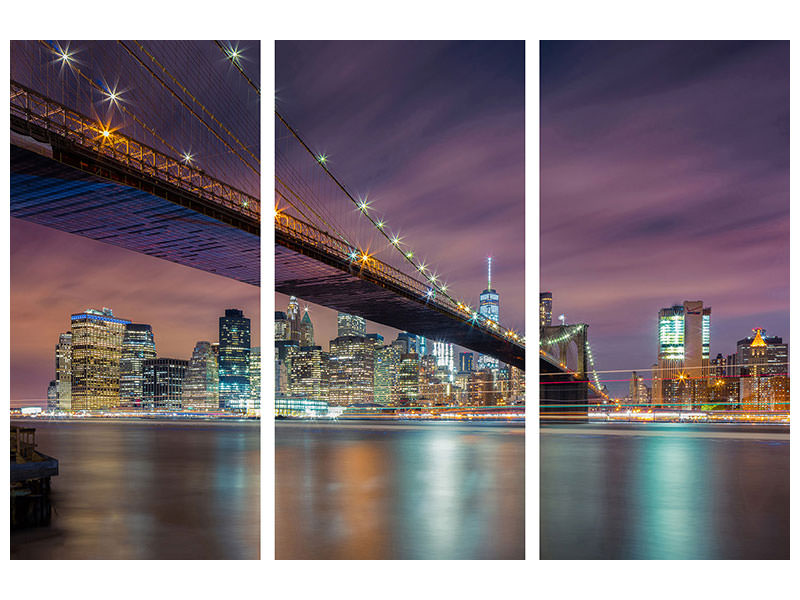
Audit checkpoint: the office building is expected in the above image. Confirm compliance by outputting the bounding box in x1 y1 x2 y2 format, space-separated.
183 341 219 411
397 352 420 405
458 352 474 373
328 335 374 405
119 323 156 409
297 309 314 347
431 341 455 382
54 332 72 412
478 257 500 370
287 297 301 343
337 312 367 338
143 358 187 411
275 311 289 341
629 371 650 406
219 309 251 412
540 291 553 328
70 307 131 411
654 301 710 408
287 345 328 402
249 347 261 412
47 380 58 411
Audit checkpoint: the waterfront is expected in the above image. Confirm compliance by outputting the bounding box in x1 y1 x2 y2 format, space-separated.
276 420 525 559
540 423 789 559
10 419 259 560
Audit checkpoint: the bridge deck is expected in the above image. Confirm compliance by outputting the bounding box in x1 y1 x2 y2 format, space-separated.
276 234 524 369
11 144 259 286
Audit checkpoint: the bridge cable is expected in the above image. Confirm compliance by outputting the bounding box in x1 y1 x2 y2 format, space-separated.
214 41 260 95
36 40 187 164
130 40 260 169
275 110 459 306
116 41 260 176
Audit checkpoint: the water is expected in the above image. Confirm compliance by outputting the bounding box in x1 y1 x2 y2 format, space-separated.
11 419 260 560
540 423 789 559
275 420 525 559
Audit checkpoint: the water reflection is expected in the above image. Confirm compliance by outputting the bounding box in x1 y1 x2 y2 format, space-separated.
276 422 525 560
541 424 789 559
11 420 260 560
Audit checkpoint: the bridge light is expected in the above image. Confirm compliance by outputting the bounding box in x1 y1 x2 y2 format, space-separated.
101 129 110 138
358 199 370 212
376 220 385 229
317 153 328 165
182 152 194 164
405 251 413 259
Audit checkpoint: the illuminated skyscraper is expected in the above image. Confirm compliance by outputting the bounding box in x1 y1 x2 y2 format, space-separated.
120 323 156 409
654 301 710 408
143 358 187 411
431 341 455 382
70 308 130 411
54 332 72 412
397 353 420 405
337 312 366 338
328 335 374 405
287 297 300 343
275 311 289 341
736 329 789 410
299 309 315 347
458 352 474 373
183 341 219 411
540 291 553 328
478 257 500 370
287 345 328 402
249 347 261 413
219 309 251 412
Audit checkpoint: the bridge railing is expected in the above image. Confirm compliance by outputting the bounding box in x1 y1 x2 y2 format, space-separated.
276 211 524 348
10 81 259 221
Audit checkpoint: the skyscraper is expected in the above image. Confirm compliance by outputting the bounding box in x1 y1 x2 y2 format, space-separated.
328 334 374 405
70 307 130 411
735 328 789 410
478 257 500 370
287 297 300 343
458 352 474 373
337 312 366 338
299 309 315 347
219 308 251 412
287 345 328 402
654 301 711 408
275 311 289 341
249 347 261 413
143 358 187 411
183 341 219 411
119 323 156 409
54 332 72 412
431 340 455 382
540 291 553 328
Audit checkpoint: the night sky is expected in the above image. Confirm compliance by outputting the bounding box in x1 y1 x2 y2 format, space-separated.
275 41 525 351
540 41 789 396
10 41 260 406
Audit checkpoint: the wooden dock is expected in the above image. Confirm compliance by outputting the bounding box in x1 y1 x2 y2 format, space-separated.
11 426 58 528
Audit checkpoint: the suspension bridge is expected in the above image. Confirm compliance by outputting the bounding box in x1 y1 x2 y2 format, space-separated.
540 320 609 419
274 111 525 370
10 40 260 285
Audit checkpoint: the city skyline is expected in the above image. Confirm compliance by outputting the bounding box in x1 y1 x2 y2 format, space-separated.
275 41 525 338
10 220 260 406
540 41 789 396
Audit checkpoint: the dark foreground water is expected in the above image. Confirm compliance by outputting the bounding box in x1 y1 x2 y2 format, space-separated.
276 420 525 559
541 423 789 559
11 419 259 560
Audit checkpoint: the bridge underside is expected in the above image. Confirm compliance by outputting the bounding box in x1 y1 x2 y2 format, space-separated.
276 242 524 370
11 144 259 286
540 356 588 422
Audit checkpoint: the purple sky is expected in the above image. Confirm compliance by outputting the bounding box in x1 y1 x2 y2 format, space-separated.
275 41 525 350
10 41 260 406
540 41 789 395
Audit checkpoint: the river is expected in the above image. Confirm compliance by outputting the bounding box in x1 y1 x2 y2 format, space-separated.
275 420 525 559
540 422 789 559
11 419 259 560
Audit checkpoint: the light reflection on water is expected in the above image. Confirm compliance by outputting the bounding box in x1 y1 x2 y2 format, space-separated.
11 420 260 560
540 423 789 559
276 421 525 560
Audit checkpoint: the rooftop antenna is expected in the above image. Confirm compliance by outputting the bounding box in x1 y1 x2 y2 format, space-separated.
487 256 492 290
